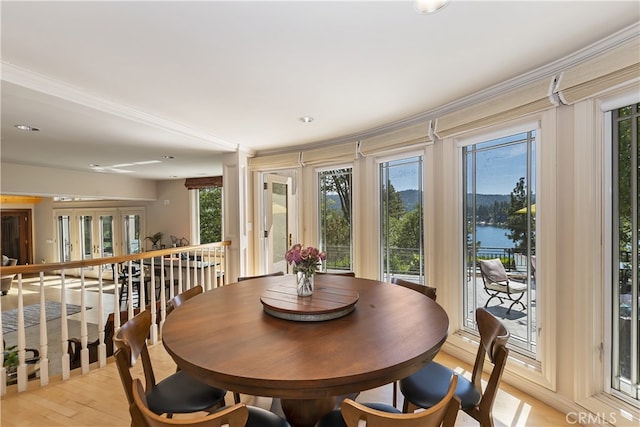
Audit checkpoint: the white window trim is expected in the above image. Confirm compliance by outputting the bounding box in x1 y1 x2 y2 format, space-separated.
375 149 427 282
441 111 558 395
573 87 640 425
315 163 355 273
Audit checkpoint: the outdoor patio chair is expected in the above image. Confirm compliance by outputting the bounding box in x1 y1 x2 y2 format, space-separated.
478 258 527 314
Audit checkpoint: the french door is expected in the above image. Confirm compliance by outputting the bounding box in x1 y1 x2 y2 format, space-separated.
77 209 116 277
263 173 296 274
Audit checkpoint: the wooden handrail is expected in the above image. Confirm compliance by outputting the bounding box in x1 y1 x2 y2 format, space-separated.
0 240 231 394
0 241 231 275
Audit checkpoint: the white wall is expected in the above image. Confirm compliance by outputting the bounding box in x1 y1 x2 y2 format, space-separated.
1 162 158 200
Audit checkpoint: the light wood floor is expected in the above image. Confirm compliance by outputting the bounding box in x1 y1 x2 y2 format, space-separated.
0 343 572 427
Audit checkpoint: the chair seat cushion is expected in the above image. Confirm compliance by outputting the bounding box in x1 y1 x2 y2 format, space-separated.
399 362 481 410
315 402 401 427
146 370 226 414
246 405 291 427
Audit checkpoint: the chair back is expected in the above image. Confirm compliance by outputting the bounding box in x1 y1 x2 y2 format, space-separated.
391 277 437 301
316 271 356 277
237 271 284 281
469 308 510 423
113 310 157 406
341 375 459 427
131 378 249 427
167 285 203 315
478 259 509 284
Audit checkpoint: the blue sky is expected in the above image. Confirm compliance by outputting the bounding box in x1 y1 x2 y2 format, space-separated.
386 144 532 195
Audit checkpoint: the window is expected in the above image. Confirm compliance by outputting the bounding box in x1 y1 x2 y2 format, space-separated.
463 131 537 357
57 215 72 262
318 168 352 272
611 103 639 402
122 213 142 254
199 187 222 243
380 156 424 283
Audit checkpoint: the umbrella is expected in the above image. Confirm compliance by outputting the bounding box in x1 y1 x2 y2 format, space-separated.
515 204 536 214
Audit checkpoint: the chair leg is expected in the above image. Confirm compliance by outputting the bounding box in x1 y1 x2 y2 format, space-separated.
392 380 398 408
506 291 526 314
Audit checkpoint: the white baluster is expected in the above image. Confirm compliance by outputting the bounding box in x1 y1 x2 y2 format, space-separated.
16 274 27 391
1 283 6 396
113 264 121 331
60 271 70 380
149 257 158 345
97 268 106 368
177 256 183 295
38 272 49 386
79 270 89 374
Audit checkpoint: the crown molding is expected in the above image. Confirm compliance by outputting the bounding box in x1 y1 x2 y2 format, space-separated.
254 22 640 157
1 61 239 152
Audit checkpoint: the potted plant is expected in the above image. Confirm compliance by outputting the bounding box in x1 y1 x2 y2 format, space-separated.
3 345 18 373
145 232 164 250
3 344 41 384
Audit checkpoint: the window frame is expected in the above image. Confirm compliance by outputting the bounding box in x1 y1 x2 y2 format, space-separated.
317 166 354 273
460 128 537 358
378 153 425 283
602 92 640 410
572 86 640 422
440 112 557 393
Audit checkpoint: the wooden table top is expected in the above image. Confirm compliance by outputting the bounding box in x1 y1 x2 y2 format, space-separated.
162 274 449 399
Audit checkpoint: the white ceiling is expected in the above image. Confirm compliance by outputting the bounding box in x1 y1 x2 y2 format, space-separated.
1 1 638 180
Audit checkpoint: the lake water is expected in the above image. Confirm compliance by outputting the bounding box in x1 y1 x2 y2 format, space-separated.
475 225 512 249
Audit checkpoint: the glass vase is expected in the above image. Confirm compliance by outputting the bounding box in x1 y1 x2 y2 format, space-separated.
296 271 314 297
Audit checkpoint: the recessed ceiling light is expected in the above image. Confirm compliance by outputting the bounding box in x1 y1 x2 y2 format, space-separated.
15 124 39 131
414 0 449 14
299 116 314 123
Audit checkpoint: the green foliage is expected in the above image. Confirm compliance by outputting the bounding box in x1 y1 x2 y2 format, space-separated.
3 345 18 368
145 232 164 245
506 177 528 251
199 187 222 243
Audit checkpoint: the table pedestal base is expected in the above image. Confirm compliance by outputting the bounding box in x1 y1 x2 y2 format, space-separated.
280 397 336 427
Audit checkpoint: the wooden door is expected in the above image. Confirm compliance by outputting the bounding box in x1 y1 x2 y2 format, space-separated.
1 210 33 265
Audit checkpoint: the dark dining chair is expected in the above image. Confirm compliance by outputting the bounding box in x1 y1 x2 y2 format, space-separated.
131 378 291 427
237 271 284 282
316 375 459 427
113 310 227 425
316 271 356 277
390 277 437 301
399 308 510 427
115 261 144 310
165 285 241 405
166 284 203 316
389 277 437 407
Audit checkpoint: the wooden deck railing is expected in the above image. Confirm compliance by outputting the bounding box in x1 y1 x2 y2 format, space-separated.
0 241 230 395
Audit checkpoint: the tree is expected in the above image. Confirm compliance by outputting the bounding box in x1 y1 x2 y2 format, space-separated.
506 177 529 251
199 187 222 243
320 169 351 221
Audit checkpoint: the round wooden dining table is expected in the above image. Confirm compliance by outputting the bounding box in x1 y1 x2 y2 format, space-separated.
162 274 449 427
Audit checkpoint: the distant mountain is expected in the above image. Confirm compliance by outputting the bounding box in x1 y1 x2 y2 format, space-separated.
399 189 420 210
324 192 511 211
473 194 511 206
